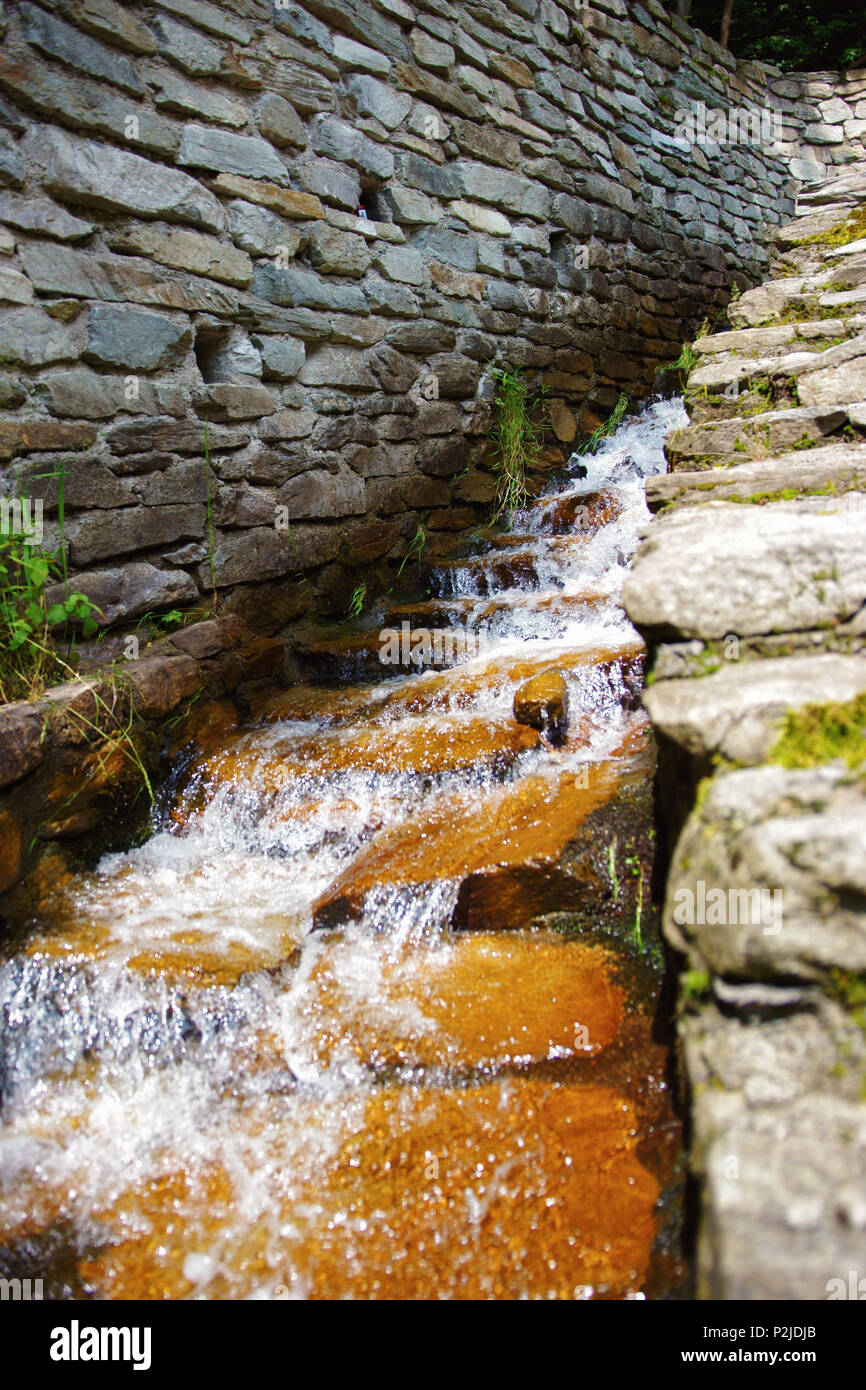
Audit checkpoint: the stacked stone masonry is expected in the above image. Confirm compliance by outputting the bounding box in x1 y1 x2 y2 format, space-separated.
2 0 863 624
624 162 866 1299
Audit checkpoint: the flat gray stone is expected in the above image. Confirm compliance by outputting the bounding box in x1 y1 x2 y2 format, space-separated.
311 117 394 179
624 498 866 640
25 126 225 232
42 368 184 419
346 73 412 130
0 306 83 366
179 124 289 184
255 93 307 149
151 13 223 74
645 653 866 764
647 443 866 510
85 305 192 371
278 465 366 519
798 353 866 407
0 191 93 241
253 335 306 380
666 762 866 981
20 1 145 94
307 223 372 277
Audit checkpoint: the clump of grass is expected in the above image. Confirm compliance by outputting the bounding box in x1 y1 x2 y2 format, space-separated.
770 691 866 770
576 392 629 455
396 523 426 579
347 582 366 619
488 365 549 521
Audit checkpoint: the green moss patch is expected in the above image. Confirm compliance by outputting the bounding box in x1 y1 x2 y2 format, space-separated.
792 205 866 251
770 690 866 770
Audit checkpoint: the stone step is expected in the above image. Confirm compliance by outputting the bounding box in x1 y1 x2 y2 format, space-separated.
643 651 866 766
623 495 866 642
382 588 607 630
189 710 543 793
664 403 852 468
250 641 644 738
312 720 652 932
694 319 852 359
688 330 866 395
647 441 866 511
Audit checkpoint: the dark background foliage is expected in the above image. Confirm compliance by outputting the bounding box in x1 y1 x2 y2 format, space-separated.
684 1 865 71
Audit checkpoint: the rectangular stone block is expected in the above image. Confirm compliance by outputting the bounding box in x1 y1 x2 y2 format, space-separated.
25 126 225 231
179 124 289 183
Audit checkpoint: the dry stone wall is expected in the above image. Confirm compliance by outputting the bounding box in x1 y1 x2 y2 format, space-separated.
0 0 853 628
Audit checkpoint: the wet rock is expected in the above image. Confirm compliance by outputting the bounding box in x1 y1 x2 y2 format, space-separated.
0 704 43 787
0 810 22 893
125 654 200 719
313 723 652 931
513 670 569 744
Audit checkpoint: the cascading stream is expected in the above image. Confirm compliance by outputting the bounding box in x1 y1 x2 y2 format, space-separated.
0 398 688 1301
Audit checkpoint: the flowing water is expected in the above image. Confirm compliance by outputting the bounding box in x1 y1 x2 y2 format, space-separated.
0 398 689 1301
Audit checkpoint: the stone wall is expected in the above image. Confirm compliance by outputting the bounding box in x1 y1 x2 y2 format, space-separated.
0 0 849 628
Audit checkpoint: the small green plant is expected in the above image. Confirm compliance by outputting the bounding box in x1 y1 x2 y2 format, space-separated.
347 582 366 619
729 282 742 301
396 523 426 579
661 343 699 385
488 365 549 521
624 852 643 949
577 392 629 455
680 969 711 1004
134 608 187 634
0 529 98 703
283 521 315 607
607 838 619 903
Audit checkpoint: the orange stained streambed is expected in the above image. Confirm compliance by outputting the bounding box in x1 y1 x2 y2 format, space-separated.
0 399 689 1300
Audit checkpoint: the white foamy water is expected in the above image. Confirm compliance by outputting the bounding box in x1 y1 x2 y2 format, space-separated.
0 396 683 1299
